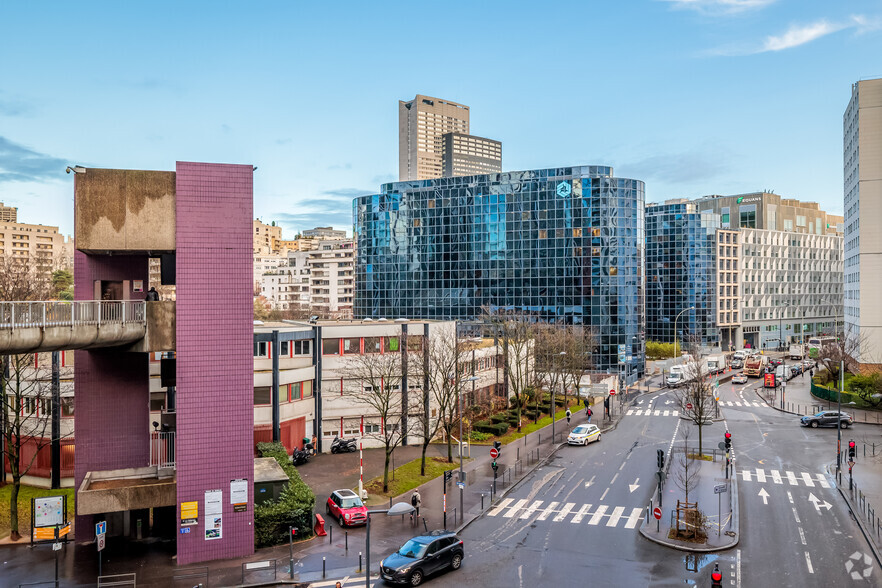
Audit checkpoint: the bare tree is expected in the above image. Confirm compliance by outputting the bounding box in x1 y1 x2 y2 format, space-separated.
0 254 53 301
1 354 57 540
673 340 716 457
672 428 701 503
345 350 412 493
560 327 597 406
817 327 870 387
534 324 569 417
483 308 536 433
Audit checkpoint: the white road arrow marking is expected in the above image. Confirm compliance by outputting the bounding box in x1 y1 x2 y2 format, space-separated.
584 475 596 488
665 400 673 405
629 478 640 493
808 492 832 512
758 488 770 505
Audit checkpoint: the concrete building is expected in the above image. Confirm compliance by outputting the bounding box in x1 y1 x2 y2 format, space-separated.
302 227 346 240
844 77 882 369
399 94 470 180
739 228 843 350
441 132 502 177
715 229 741 351
72 162 255 565
356 165 645 374
0 201 18 222
0 219 71 270
253 219 282 254
694 192 843 235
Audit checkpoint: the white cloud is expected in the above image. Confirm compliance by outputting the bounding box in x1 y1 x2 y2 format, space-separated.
661 0 777 15
760 20 846 52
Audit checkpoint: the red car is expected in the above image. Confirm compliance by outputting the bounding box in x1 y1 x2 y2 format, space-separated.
326 489 368 527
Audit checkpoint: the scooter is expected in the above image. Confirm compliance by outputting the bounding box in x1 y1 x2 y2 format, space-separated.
291 447 311 466
331 436 358 454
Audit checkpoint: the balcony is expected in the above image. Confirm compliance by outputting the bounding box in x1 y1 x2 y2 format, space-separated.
150 431 176 469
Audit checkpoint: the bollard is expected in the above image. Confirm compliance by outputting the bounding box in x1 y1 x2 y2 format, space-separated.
454 507 457 525
481 493 485 510
358 552 363 573
345 531 348 551
517 447 520 461
323 556 326 578
538 433 541 445
329 524 333 544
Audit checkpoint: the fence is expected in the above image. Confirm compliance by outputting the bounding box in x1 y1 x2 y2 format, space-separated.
762 387 882 425
838 469 882 553
0 301 146 329
98 573 136 587
149 431 176 469
173 567 208 587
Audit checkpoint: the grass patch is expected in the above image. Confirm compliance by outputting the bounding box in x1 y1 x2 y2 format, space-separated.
496 402 580 445
363 456 464 502
688 453 715 462
0 484 76 539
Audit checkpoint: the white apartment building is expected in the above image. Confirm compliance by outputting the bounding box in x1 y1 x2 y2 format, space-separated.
0 220 72 271
739 228 843 350
844 78 882 368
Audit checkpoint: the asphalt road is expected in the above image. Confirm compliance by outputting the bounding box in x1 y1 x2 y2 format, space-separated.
414 379 878 588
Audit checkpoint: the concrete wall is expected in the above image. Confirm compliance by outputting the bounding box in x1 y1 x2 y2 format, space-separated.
74 251 151 541
75 169 176 253
175 162 254 565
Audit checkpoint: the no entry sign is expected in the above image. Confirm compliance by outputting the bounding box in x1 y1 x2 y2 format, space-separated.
686 403 693 411
653 507 662 520
610 389 617 395
490 447 499 459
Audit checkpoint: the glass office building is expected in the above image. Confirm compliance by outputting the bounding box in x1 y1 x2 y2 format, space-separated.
354 165 645 373
645 201 720 349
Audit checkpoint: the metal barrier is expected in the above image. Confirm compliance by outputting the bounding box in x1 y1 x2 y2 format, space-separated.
149 431 176 469
17 582 57 588
173 566 209 587
241 560 276 584
0 300 146 329
98 573 136 587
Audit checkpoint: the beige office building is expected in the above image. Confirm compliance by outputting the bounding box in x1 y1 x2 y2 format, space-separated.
0 220 71 270
254 219 282 254
844 78 882 369
399 94 470 180
442 132 502 177
0 202 17 222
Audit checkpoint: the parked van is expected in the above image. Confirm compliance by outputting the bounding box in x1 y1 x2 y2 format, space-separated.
666 366 685 388
706 355 725 374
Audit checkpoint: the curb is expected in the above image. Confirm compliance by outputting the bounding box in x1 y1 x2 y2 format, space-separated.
826 464 882 570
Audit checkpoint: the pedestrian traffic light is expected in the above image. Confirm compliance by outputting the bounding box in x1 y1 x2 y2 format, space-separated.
711 563 723 587
657 449 665 469
491 460 498 471
724 431 731 451
493 440 502 458
849 440 856 460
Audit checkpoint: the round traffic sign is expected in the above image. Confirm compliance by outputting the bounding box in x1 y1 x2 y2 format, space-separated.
686 403 693 410
490 447 499 459
653 507 662 520
610 389 617 395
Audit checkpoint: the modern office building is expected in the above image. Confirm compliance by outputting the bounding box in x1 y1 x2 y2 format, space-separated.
715 229 741 351
442 132 502 177
354 165 645 374
740 228 843 350
645 201 720 350
844 77 882 369
694 192 843 235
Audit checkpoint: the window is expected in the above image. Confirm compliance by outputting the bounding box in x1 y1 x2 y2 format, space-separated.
384 336 400 353
323 338 341 355
740 209 756 228
407 336 423 353
253 387 272 405
343 338 360 354
61 397 74 417
364 423 380 434
293 340 312 356
254 341 268 357
364 337 381 353
302 380 313 398
288 383 302 401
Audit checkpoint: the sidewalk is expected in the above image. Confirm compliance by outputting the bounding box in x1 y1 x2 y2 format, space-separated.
640 446 739 552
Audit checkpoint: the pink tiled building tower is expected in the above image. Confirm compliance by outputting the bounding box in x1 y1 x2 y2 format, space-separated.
72 162 254 565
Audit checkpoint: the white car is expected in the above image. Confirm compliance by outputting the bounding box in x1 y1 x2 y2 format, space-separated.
567 424 601 445
732 373 748 384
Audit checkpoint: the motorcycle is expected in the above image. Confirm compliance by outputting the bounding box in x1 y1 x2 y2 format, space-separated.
331 436 358 454
291 447 311 466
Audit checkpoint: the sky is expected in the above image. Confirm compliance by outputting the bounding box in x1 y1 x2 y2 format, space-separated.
1 0 880 238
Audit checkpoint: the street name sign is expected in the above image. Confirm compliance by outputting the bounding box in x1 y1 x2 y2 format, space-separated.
714 484 727 494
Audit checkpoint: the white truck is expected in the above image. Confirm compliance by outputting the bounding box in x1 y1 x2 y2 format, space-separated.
789 344 805 360
666 359 707 388
706 354 725 374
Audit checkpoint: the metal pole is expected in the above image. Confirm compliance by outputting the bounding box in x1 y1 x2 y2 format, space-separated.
837 359 843 473
365 514 371 588
54 525 59 588
51 351 60 489
289 526 295 579
459 382 464 525
271 330 280 442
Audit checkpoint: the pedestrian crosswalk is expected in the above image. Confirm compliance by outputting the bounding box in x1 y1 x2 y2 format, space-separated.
626 409 679 416
487 497 644 529
738 468 830 488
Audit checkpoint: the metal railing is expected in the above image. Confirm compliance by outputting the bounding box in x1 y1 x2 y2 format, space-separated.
0 300 147 329
150 431 176 469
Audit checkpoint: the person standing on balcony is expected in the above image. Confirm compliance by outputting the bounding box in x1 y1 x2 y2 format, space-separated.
145 287 159 301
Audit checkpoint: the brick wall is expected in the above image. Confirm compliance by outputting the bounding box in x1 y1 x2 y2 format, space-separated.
175 162 254 564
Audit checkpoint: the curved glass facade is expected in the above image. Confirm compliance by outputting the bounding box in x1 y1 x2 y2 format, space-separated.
645 202 720 348
354 166 645 372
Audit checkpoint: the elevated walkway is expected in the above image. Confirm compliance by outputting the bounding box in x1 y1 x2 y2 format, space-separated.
0 300 173 354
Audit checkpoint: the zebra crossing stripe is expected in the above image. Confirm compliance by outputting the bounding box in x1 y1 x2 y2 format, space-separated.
755 468 767 483
488 498 513 516
554 502 576 522
570 504 592 524
739 468 831 489
815 474 830 488
606 506 626 527
624 508 643 529
770 469 783 484
588 504 608 525
537 501 559 521
504 499 529 518
786 471 799 486
520 500 543 519
801 472 815 488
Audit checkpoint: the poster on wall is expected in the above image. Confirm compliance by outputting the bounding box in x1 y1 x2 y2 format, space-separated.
34 496 65 528
133 280 144 293
180 501 198 526
231 478 248 512
205 515 222 540
204 489 223 540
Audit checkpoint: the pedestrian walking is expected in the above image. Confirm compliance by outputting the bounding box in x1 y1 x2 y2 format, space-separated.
311 434 318 455
411 489 421 522
586 407 593 423
566 408 572 425
810 369 814 380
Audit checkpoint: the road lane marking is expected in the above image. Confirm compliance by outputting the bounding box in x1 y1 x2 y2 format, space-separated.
599 488 609 501
553 502 575 522
801 472 815 487
503 499 528 518
588 504 609 525
792 507 801 524
584 475 595 488
770 469 782 484
605 506 626 527
798 527 807 545
624 507 643 529
805 551 814 574
814 473 830 488
537 501 559 521
570 504 592 524
786 471 799 485
488 498 513 516
519 500 543 519
755 468 767 483
787 491 794 504
611 473 619 484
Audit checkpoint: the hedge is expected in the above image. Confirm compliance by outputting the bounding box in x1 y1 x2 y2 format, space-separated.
254 442 316 548
473 420 509 436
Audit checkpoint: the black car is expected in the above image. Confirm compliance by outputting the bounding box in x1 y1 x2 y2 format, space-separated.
380 530 464 586
769 358 784 367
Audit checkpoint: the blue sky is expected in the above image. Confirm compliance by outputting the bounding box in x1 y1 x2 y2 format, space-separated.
1 0 880 237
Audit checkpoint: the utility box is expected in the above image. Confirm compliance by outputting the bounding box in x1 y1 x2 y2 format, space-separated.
254 458 290 505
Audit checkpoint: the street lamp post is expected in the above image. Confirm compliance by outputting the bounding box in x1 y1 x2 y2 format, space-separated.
462 375 478 525
365 502 415 588
673 306 695 359
780 302 789 407
552 352 566 443
824 357 844 474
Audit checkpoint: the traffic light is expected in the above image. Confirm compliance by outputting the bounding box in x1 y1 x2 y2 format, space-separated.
849 440 856 460
711 563 723 587
491 460 498 471
657 449 665 470
493 440 502 458
724 431 732 452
